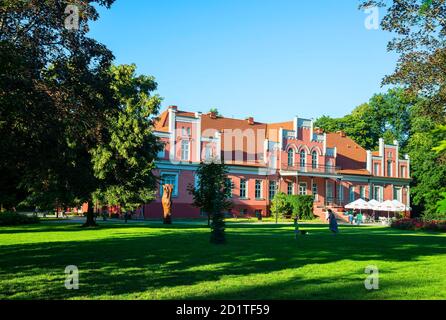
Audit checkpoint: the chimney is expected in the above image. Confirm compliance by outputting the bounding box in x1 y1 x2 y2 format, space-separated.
337 130 346 137
209 111 217 119
247 117 254 125
314 127 324 134
169 105 178 111
366 150 372 172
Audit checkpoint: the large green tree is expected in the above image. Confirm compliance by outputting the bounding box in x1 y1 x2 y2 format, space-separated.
91 64 163 222
0 1 162 226
0 0 116 212
407 100 446 217
360 0 446 218
188 160 232 244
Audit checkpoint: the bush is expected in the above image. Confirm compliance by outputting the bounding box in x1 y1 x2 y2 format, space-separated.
0 212 40 226
270 193 293 222
270 193 315 221
288 195 315 220
391 218 446 232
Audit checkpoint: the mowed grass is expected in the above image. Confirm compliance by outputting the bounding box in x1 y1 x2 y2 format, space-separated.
0 221 445 300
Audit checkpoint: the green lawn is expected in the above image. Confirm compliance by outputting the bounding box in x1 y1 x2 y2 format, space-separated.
0 221 445 300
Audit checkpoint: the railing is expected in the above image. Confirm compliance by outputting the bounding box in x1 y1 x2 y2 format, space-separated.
281 162 340 174
324 197 345 207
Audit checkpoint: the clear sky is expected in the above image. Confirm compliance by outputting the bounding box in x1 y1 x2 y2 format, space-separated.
89 0 397 123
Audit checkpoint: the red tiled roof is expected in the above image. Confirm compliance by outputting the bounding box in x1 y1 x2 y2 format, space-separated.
153 110 169 132
326 133 366 170
266 121 294 142
177 111 197 118
201 113 267 162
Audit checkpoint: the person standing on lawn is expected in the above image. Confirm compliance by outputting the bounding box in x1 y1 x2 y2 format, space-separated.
357 212 363 225
293 216 300 240
348 210 354 224
327 209 339 234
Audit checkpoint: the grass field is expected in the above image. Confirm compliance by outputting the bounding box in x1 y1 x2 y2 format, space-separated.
0 220 445 300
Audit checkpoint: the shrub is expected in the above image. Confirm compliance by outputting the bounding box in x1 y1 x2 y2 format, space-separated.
270 193 293 222
391 218 446 232
288 195 315 220
0 212 40 226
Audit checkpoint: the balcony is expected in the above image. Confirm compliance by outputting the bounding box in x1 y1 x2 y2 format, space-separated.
281 162 340 175
324 197 345 207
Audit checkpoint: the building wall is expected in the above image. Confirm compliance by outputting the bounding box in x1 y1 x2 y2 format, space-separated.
145 107 412 219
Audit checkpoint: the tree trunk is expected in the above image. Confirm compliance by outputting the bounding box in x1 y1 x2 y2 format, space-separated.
207 212 211 227
82 201 98 227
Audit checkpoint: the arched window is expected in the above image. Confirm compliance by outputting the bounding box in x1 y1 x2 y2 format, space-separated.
312 150 318 169
300 150 306 169
287 148 294 166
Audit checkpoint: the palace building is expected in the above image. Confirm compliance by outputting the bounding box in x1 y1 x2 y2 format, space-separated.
140 105 411 220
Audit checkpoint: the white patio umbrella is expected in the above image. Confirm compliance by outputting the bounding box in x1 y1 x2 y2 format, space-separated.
345 198 370 213
368 199 381 210
391 200 411 217
391 200 410 211
378 200 399 220
367 199 381 221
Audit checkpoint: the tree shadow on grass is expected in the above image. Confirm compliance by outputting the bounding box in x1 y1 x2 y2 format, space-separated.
0 223 445 299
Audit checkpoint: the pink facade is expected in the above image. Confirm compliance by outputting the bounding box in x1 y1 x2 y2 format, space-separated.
143 106 412 220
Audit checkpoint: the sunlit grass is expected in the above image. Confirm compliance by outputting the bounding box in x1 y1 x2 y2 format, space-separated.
0 221 445 300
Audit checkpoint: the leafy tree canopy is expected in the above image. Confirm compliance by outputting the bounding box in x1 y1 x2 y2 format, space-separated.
315 88 417 151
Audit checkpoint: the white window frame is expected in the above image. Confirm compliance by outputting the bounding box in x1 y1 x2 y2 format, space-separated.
287 148 294 166
393 186 402 202
300 150 306 169
400 166 406 178
181 140 190 161
312 183 318 201
374 163 380 176
299 182 307 195
387 160 392 177
373 185 383 202
338 183 344 201
240 178 248 199
349 186 355 202
255 180 263 199
360 186 366 199
312 151 318 169
204 144 213 160
269 181 277 200
287 182 294 195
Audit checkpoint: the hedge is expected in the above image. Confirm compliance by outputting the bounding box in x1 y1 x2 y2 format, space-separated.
0 212 40 226
391 218 446 232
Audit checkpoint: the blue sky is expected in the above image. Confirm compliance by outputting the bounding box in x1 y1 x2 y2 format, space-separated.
89 0 397 123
